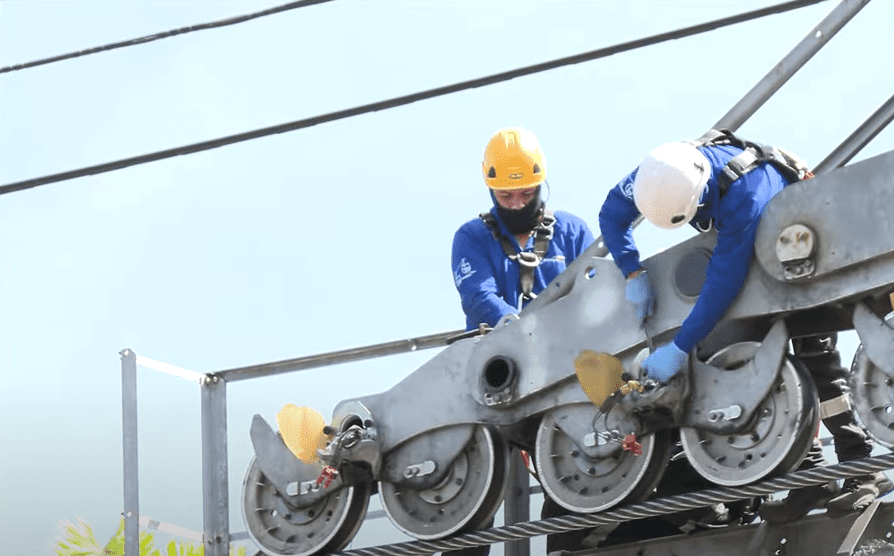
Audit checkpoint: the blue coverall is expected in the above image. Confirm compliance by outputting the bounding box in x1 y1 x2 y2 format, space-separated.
452 206 594 330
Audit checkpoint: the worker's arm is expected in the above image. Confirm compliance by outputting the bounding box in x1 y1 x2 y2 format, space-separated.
673 189 762 353
452 225 517 331
598 170 644 278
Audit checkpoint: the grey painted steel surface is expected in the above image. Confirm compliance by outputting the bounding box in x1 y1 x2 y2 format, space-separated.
121 350 139 556
712 0 871 131
504 450 531 556
816 93 894 174
753 151 894 283
202 376 229 556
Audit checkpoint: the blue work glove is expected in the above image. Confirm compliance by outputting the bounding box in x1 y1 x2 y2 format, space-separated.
625 269 654 324
641 342 688 383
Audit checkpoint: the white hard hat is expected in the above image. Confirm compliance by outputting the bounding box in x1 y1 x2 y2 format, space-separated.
633 142 711 229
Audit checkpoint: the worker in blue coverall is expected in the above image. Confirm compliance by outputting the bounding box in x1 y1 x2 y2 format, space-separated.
452 129 594 332
598 137 891 523
451 127 596 555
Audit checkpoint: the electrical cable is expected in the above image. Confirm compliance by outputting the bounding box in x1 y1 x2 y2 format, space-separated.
0 0 830 196
0 0 337 74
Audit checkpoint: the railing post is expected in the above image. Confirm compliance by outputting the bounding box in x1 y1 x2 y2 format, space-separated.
201 374 230 556
121 349 139 556
504 448 531 556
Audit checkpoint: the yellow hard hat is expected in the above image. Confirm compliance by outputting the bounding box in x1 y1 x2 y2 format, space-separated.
482 128 547 190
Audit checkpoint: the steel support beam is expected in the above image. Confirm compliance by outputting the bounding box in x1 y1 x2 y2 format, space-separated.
121 349 139 556
815 93 894 174
201 375 229 556
593 1 871 258
504 449 531 556
713 0 871 131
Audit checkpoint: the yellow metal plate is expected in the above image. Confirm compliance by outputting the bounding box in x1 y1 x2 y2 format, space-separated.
276 404 328 463
574 350 626 406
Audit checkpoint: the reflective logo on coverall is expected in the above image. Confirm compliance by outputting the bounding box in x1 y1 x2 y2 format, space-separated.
454 257 477 286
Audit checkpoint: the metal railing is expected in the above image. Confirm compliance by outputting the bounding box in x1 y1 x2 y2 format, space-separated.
120 331 467 556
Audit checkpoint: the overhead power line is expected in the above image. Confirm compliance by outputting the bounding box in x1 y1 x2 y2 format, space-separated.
0 0 336 74
0 0 830 196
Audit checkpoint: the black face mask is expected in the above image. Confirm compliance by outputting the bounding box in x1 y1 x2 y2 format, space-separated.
493 190 544 235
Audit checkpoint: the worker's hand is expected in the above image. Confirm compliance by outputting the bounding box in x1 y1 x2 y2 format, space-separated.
641 342 688 383
625 269 654 324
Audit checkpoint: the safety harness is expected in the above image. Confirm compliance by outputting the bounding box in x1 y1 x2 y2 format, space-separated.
686 128 814 232
479 209 556 309
689 128 814 197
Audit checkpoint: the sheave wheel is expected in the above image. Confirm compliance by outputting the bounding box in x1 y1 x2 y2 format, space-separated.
850 344 894 449
535 404 673 513
379 426 507 540
242 457 371 556
680 343 819 486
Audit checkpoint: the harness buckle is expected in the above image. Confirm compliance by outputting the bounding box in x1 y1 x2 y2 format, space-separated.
515 251 541 268
694 218 714 233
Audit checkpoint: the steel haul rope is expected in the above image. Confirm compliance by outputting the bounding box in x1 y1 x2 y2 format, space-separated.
335 453 894 556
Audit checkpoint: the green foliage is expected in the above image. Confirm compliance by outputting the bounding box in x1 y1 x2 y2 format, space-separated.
163 539 202 556
53 518 248 556
161 540 246 556
101 518 159 556
52 518 104 556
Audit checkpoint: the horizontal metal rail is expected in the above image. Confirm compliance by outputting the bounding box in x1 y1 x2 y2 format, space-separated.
215 329 465 382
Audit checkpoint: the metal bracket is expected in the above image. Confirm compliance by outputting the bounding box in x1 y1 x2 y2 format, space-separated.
403 461 436 478
777 224 817 281
684 320 788 434
708 405 743 422
837 499 882 555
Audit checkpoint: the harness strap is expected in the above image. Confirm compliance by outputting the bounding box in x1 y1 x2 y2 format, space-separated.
689 128 811 198
480 209 556 306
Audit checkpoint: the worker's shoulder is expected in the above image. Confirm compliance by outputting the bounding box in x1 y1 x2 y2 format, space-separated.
699 142 744 169
551 209 591 230
454 213 493 237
